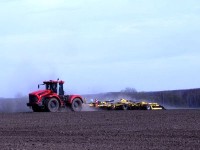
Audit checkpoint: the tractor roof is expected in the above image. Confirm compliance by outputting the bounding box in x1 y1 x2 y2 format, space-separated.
43 80 64 84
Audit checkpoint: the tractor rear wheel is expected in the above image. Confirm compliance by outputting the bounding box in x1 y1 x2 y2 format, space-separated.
45 98 59 112
71 98 82 112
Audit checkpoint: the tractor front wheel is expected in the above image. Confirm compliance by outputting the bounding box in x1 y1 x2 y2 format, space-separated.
45 98 59 112
71 98 82 112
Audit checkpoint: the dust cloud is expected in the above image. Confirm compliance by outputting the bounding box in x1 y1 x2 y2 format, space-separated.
0 97 31 113
81 103 99 111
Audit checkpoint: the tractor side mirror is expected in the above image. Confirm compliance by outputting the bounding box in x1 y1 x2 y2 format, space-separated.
38 85 40 89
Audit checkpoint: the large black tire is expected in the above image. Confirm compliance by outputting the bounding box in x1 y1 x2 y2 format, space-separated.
45 98 59 112
32 105 42 112
71 98 82 112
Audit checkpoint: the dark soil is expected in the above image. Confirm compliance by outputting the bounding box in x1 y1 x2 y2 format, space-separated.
0 110 200 150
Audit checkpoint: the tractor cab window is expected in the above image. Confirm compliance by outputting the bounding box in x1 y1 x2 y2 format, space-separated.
46 83 57 93
51 83 57 93
46 84 51 90
59 83 64 95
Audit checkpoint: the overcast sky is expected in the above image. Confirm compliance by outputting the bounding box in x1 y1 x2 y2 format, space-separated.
0 0 200 98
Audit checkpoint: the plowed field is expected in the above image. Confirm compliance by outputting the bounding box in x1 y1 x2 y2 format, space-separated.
0 110 200 150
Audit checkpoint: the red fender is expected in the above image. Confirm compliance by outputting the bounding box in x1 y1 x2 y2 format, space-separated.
68 95 83 104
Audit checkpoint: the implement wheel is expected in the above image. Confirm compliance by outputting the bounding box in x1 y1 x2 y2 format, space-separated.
71 98 82 112
161 106 166 110
111 104 115 110
146 105 152 110
122 104 128 110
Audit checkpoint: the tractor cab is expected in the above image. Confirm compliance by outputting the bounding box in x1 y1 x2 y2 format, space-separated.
42 80 65 95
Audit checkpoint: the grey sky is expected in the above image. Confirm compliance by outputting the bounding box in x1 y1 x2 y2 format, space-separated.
0 0 200 97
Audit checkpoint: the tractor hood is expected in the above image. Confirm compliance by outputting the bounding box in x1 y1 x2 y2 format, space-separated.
29 90 51 97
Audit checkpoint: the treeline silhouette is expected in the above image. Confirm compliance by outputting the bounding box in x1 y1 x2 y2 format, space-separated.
84 88 200 108
135 88 200 108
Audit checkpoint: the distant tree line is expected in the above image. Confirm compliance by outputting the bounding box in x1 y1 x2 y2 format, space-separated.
138 89 200 108
120 88 200 108
120 87 137 93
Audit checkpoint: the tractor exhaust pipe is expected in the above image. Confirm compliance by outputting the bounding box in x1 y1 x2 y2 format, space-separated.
57 78 59 95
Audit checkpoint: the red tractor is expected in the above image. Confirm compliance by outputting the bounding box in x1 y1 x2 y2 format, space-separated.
27 79 83 112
